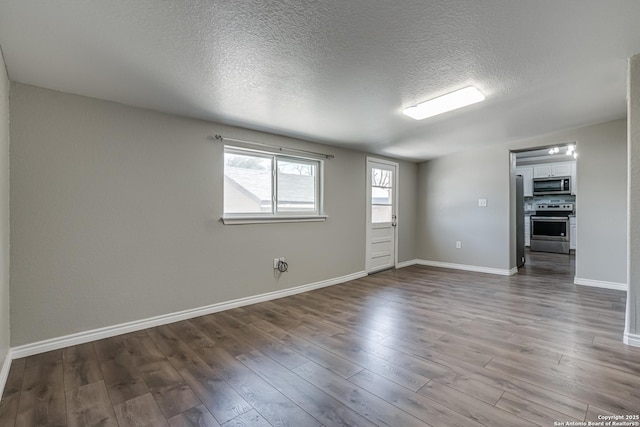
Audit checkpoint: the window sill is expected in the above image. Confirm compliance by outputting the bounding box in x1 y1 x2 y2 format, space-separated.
221 214 328 225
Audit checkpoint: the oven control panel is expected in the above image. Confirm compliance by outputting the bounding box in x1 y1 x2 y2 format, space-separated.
535 203 574 211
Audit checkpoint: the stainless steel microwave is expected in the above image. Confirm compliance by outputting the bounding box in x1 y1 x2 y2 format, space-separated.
532 176 571 195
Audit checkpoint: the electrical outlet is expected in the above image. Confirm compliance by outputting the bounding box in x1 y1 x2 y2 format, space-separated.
478 198 488 207
456 241 462 249
279 257 285 263
273 258 280 269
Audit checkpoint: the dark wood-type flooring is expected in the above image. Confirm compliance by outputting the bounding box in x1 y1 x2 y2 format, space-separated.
1 250 638 426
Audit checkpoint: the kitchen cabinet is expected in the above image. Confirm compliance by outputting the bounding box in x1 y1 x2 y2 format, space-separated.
533 164 552 178
570 216 576 250
533 162 573 178
525 215 531 247
571 162 577 195
516 166 533 197
553 162 572 177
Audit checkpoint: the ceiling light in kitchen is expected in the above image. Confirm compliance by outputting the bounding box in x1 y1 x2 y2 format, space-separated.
547 145 577 158
403 86 485 120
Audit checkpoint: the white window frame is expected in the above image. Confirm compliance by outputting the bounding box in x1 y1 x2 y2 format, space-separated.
222 146 327 225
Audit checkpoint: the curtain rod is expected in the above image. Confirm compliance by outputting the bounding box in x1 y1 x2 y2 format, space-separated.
212 135 334 159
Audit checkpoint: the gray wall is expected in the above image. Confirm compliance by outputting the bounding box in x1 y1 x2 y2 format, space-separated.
416 119 628 284
627 54 640 339
398 161 417 263
0 49 10 368
417 145 511 270
9 83 417 346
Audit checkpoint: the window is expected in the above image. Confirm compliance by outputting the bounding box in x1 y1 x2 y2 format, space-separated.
371 168 393 223
223 146 324 223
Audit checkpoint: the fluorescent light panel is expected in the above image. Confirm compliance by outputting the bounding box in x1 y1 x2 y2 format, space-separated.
403 86 485 120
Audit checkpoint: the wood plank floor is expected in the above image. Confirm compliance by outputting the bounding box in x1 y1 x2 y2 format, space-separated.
2 250 639 426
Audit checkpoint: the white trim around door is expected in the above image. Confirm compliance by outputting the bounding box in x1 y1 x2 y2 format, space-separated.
366 157 399 273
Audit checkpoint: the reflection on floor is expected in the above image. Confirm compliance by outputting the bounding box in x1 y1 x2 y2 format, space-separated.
521 248 575 280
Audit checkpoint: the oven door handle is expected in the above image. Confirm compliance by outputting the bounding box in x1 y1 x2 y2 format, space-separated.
531 216 570 221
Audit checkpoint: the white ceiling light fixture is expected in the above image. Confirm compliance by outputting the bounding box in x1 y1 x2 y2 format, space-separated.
403 86 485 120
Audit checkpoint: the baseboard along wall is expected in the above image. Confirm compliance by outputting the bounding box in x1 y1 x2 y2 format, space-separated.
414 259 516 276
574 277 628 292
624 331 640 347
10 270 366 360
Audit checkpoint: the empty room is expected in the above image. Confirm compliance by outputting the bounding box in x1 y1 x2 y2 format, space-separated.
1 1 640 426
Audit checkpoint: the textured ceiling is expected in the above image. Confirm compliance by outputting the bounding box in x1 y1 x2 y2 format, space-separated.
1 1 640 160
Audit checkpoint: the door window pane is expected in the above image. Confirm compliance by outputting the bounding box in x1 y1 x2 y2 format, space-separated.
372 205 392 223
372 168 392 188
371 167 393 223
372 187 392 204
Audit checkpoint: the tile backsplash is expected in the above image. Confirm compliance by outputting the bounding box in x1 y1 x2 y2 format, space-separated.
524 195 576 212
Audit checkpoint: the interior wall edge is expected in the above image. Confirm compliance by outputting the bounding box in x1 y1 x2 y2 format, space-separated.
0 38 12 397
0 349 11 398
626 52 640 338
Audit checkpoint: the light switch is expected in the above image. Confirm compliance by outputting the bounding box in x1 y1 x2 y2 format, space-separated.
478 198 488 207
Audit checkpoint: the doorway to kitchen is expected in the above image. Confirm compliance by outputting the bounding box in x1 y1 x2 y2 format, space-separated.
512 143 577 279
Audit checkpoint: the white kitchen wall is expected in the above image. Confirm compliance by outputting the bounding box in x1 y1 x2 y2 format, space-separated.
9 83 417 346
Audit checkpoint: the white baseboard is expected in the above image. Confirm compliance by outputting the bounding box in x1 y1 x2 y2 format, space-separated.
0 349 12 397
623 331 640 347
574 277 628 292
11 271 366 359
396 259 419 269
415 259 515 276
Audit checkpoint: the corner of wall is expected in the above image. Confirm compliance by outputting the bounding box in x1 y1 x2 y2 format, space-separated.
0 43 12 395
626 53 640 342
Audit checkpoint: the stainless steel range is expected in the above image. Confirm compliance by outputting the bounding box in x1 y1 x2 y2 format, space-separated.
530 203 574 254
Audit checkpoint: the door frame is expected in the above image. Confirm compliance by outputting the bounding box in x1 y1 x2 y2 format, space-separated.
365 157 400 273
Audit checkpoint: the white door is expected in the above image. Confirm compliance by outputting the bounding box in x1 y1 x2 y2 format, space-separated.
366 158 398 273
